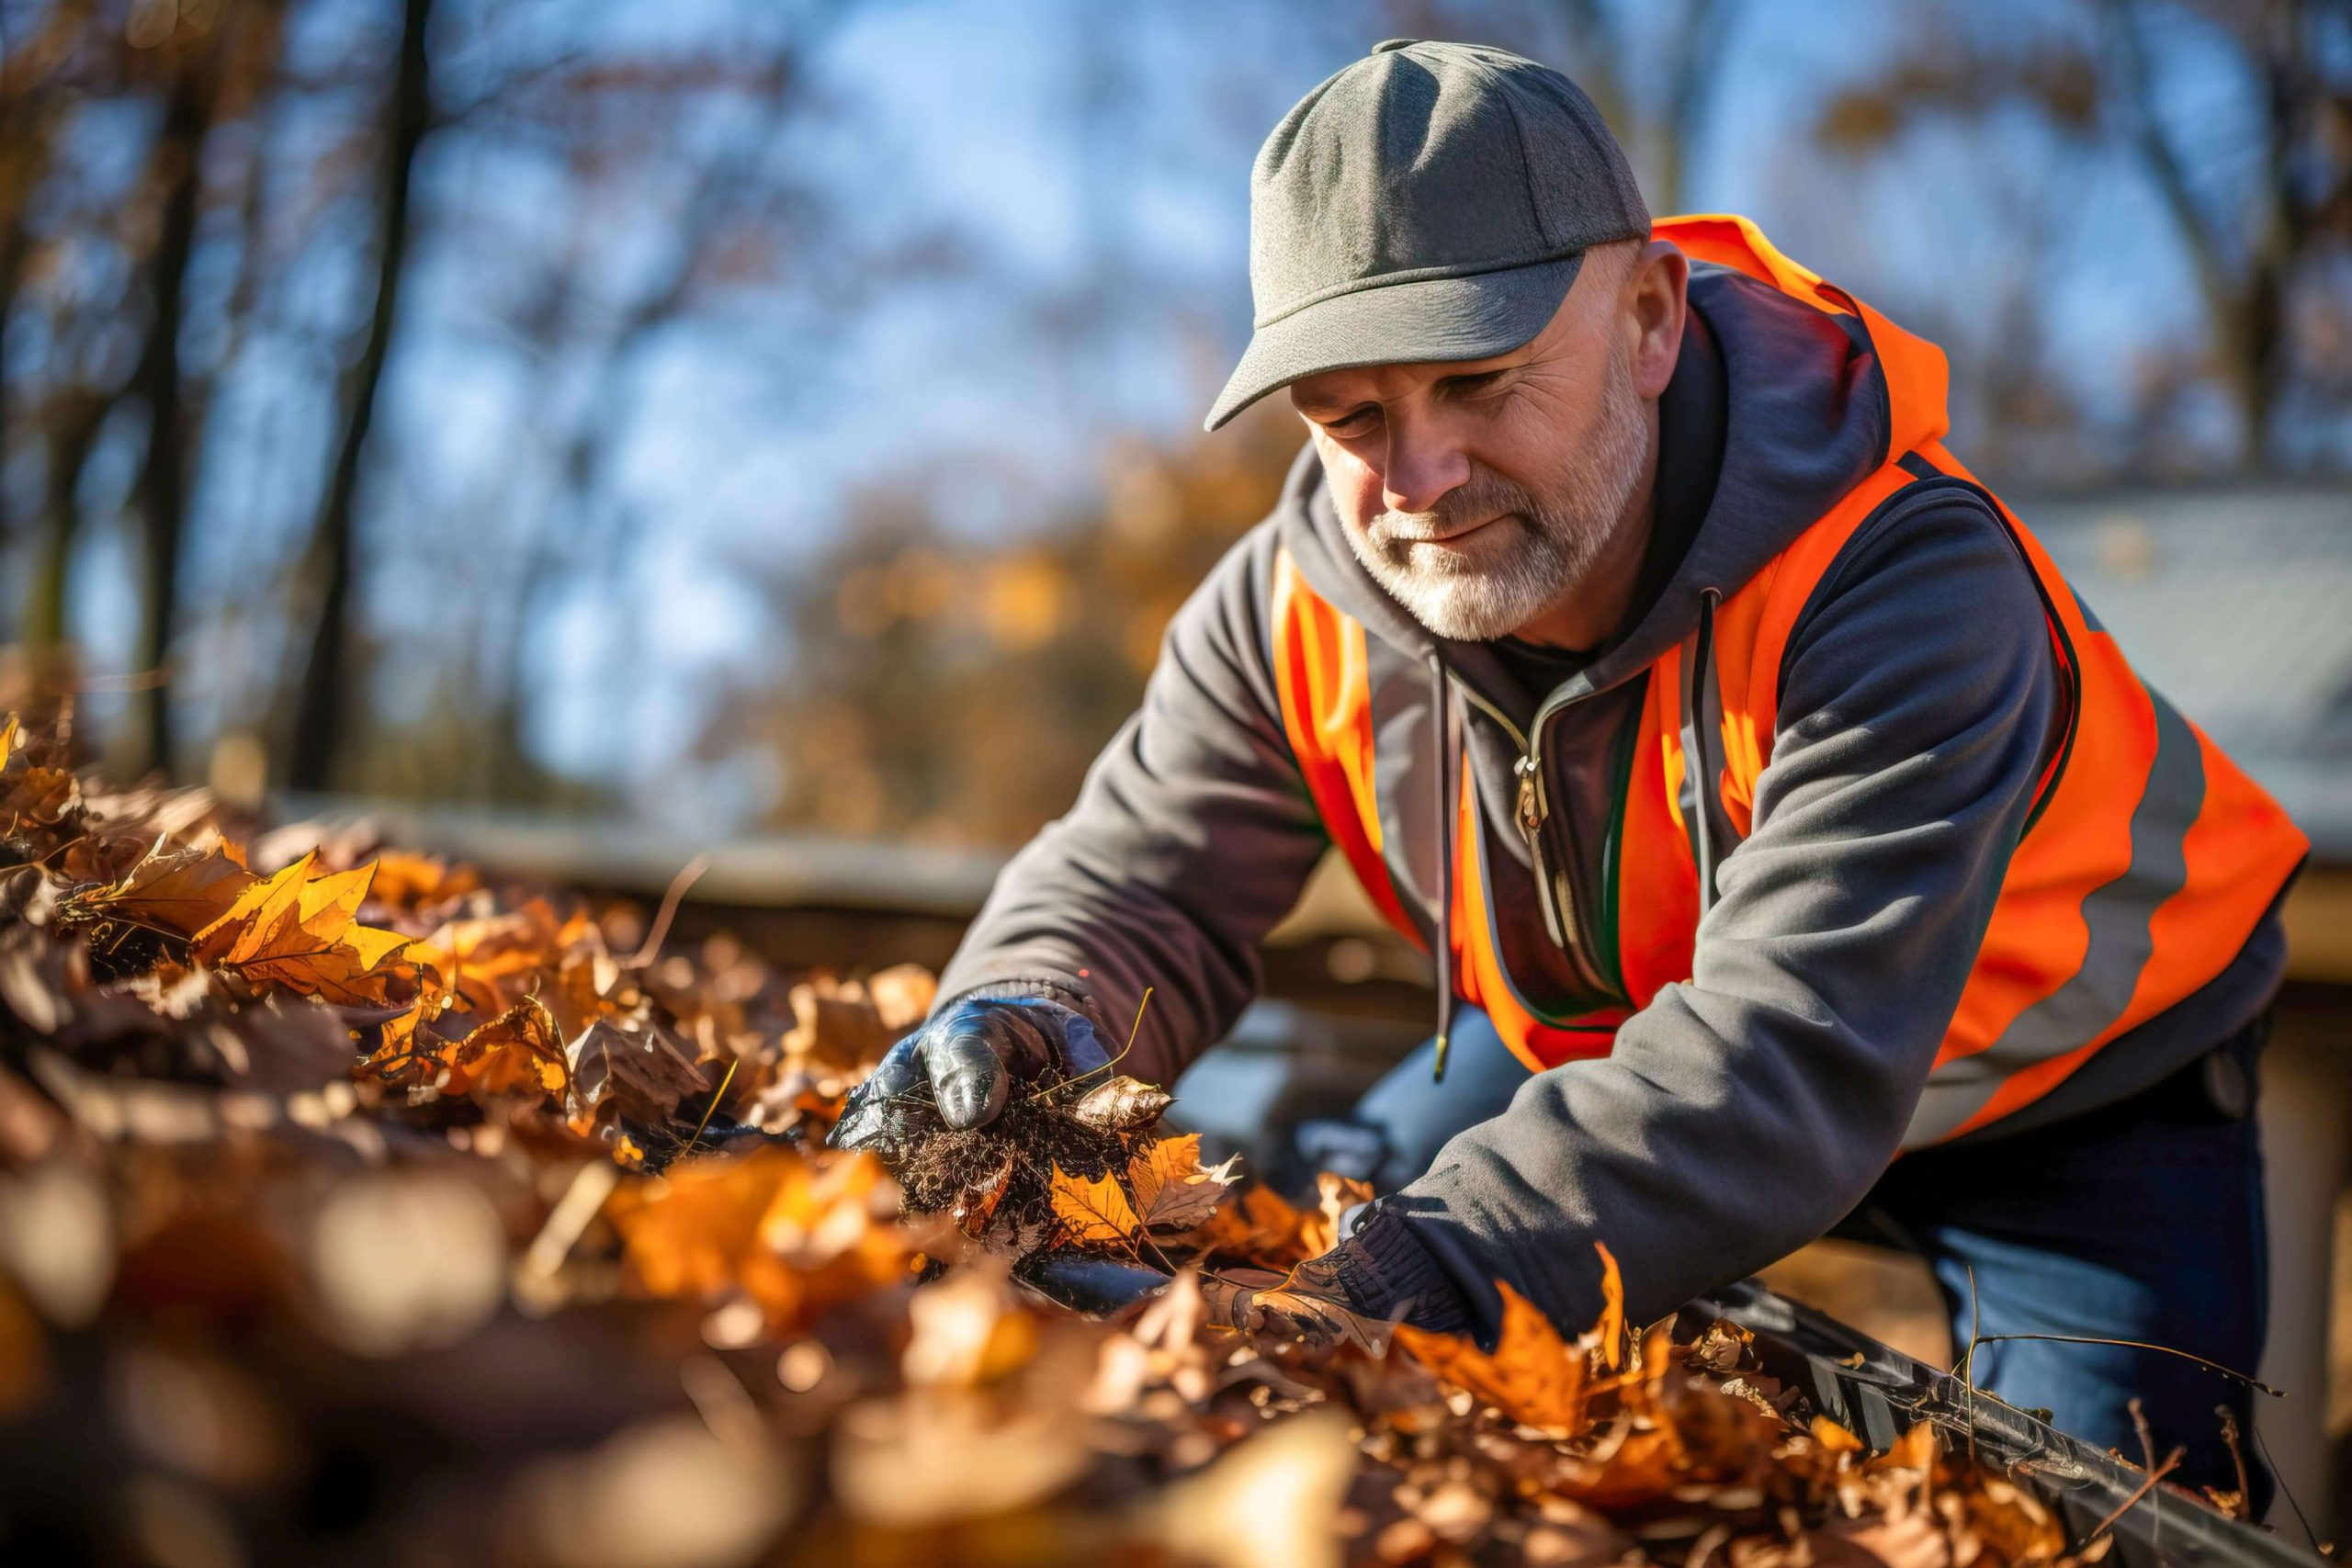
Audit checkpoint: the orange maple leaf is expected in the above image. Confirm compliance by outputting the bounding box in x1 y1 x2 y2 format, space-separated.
607 1145 803 1300
1190 1183 1320 1267
409 902 567 1020
1047 1163 1140 1247
191 851 413 1006
607 1148 915 1332
1395 1279 1591 1431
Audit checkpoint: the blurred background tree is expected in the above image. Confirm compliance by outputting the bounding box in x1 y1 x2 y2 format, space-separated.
1 0 2346 845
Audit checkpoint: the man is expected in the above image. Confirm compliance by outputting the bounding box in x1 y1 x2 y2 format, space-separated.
832 40 2305 1501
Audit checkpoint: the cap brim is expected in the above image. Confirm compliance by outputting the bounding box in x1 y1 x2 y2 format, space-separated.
1203 253 1584 432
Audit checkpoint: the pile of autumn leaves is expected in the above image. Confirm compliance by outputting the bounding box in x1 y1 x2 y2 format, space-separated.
0 707 2100 1566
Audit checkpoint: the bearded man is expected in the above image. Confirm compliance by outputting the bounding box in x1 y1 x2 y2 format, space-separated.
832 39 2305 1505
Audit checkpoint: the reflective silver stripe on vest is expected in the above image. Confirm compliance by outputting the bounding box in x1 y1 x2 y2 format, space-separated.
1902 686 2205 1147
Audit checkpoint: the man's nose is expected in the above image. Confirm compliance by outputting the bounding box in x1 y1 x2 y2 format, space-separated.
1381 427 1470 515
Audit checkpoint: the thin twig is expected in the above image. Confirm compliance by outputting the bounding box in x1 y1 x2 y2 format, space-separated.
628 852 710 968
2087 1444 2183 1542
2129 1397 2157 1472
2128 1399 2162 1552
1961 1265 1981 1464
2248 1412 2326 1554
1966 1333 2281 1396
2216 1404 2250 1521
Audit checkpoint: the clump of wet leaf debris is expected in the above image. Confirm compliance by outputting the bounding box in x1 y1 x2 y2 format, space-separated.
838 1039 1242 1286
0 698 2157 1564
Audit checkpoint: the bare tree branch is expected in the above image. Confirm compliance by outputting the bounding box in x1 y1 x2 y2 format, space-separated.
285 0 436 791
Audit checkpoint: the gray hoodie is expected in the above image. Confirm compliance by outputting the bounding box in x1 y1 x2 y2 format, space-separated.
934 263 2289 1338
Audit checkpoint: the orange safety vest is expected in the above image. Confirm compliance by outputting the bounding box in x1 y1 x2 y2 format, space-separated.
1268 214 2308 1146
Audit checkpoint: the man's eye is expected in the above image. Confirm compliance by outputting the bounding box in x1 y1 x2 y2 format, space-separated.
1324 408 1380 436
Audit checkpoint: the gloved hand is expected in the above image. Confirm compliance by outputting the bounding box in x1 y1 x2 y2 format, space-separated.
829 994 1111 1149
1200 1251 1391 1355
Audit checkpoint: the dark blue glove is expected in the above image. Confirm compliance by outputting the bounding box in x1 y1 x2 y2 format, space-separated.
829 994 1112 1148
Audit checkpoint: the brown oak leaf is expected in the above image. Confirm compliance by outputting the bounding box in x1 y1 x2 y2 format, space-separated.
1126 1133 1237 1233
565 1016 708 1132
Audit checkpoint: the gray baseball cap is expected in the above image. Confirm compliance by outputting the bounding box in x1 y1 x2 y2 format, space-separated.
1205 39 1650 431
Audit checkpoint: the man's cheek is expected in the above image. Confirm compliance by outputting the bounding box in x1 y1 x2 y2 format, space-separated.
1313 435 1380 524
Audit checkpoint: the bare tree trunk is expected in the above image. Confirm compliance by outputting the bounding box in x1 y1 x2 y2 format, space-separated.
285 0 434 792
25 390 108 652
1654 0 1730 212
2 9 78 651
127 68 209 777
0 219 20 642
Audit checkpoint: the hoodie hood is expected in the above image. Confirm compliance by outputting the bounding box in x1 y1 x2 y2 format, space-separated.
1274 261 1899 694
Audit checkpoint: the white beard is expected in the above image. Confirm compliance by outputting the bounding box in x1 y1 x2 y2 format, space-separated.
1345 345 1648 644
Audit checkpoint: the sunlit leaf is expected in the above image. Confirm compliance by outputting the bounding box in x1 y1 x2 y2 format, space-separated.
188 852 413 1005
1126 1132 1236 1234
1592 1241 1626 1372
68 839 257 937
1395 1280 1589 1431
1047 1164 1139 1247
1064 1075 1172 1134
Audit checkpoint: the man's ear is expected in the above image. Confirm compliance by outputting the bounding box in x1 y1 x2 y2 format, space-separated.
1627 240 1689 400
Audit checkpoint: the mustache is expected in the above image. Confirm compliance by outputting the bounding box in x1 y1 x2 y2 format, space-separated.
1370 475 1537 541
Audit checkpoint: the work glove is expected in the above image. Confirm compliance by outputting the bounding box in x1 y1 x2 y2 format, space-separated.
1202 1203 1473 1354
829 994 1112 1148
1199 1252 1391 1355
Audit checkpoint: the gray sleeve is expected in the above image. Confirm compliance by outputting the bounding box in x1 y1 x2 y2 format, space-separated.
1380 489 2059 1337
933 524 1330 1084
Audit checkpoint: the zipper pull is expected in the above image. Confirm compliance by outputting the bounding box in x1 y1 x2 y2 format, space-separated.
1515 750 1576 953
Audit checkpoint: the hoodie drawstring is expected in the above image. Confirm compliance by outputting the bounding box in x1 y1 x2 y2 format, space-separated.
1429 655 1456 1083
1689 587 1724 916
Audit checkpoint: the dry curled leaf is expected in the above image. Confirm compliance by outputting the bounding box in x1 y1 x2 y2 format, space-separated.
1306 1171 1374 1257
566 1017 709 1132
606 1148 914 1332
443 999 568 1099
1189 1182 1321 1265
1064 1075 1173 1134
6 765 78 828
953 1151 1016 1237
